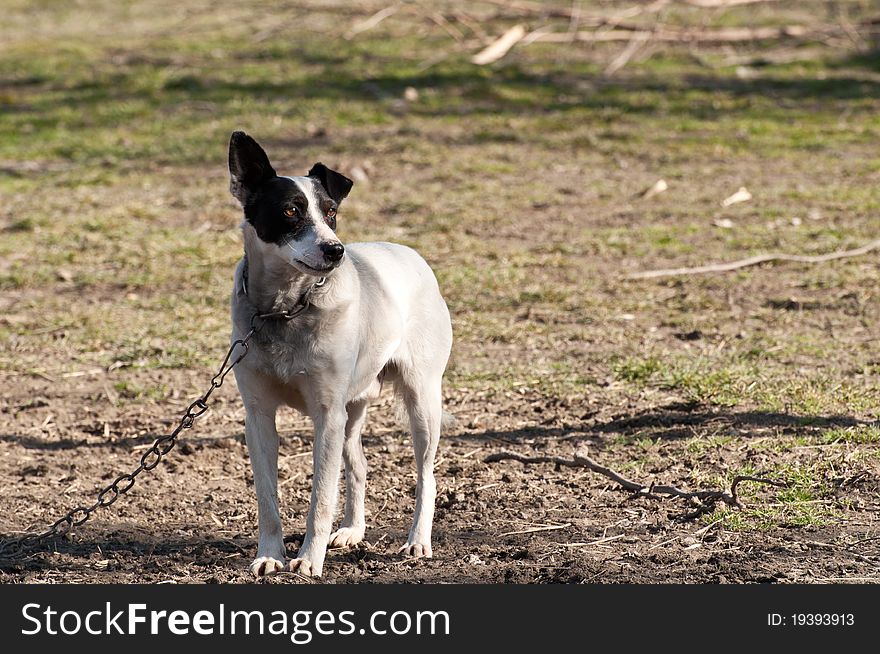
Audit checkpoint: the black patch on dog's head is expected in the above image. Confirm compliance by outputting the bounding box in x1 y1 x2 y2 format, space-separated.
229 132 354 245
243 177 315 245
308 162 353 205
229 131 277 204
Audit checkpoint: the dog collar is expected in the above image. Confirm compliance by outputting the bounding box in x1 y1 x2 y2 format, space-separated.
240 257 326 319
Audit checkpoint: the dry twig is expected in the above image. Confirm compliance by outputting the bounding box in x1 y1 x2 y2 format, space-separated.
344 3 402 40
532 24 814 43
478 0 668 31
472 24 527 64
485 450 787 519
604 29 651 75
499 523 572 537
479 0 581 19
683 0 779 7
427 11 465 42
629 237 880 279
480 0 670 20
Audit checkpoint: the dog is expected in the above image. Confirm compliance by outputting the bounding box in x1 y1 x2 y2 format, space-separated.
227 131 453 577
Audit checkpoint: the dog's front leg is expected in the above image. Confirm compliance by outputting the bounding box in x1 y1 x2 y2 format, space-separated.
243 404 286 577
289 405 347 577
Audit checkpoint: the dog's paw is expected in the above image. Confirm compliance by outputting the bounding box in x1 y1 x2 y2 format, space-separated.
399 542 432 558
288 558 318 577
250 556 285 577
329 527 365 549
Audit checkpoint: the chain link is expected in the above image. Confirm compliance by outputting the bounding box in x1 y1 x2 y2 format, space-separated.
0 280 323 561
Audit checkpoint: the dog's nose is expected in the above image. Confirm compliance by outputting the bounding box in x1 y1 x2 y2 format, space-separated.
321 242 345 263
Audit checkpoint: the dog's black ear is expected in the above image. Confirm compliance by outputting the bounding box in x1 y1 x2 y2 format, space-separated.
228 131 276 204
308 162 353 204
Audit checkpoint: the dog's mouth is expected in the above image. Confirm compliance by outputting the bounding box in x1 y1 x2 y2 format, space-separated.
293 259 338 275
283 238 342 276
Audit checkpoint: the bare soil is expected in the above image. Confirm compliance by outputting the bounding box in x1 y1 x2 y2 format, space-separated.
1 370 878 584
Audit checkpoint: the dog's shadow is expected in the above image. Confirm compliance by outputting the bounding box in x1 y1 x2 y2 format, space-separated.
0 529 425 578
452 401 870 446
0 432 242 451
0 532 249 575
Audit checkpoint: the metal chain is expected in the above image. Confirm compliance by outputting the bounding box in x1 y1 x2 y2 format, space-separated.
0 281 321 561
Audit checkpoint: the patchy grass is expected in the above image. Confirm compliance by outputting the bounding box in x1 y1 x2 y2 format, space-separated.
1 1 879 583
607 350 880 416
708 461 843 532
2 0 878 425
821 425 880 445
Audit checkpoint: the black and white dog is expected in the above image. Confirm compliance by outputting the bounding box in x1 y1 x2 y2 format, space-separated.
227 132 453 577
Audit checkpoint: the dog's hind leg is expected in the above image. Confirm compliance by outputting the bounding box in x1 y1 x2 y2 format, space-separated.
399 375 443 558
329 399 369 548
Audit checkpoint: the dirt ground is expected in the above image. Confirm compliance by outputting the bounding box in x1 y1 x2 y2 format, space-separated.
2 374 878 584
1 1 880 584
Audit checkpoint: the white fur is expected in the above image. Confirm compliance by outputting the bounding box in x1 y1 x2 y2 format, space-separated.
285 176 326 226
269 175 342 275
231 233 452 578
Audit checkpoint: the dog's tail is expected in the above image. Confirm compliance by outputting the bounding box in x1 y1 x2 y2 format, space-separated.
441 410 457 432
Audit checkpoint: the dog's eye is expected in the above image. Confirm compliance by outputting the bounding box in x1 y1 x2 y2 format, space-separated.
326 208 336 218
283 207 297 218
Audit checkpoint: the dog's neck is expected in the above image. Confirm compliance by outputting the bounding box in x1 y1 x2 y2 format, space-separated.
241 224 318 314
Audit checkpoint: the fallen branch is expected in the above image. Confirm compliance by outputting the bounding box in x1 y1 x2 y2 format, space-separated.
477 0 668 32
427 11 465 42
480 0 767 18
499 523 572 537
472 24 527 64
532 24 814 43
479 0 581 19
683 0 780 7
484 450 787 519
604 29 651 76
344 3 402 40
450 10 489 41
629 237 880 279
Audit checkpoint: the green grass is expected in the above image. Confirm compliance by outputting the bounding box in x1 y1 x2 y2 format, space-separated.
112 380 171 403
705 461 843 531
608 350 879 416
4 1 876 405
820 425 880 445
613 357 664 384
685 434 736 456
